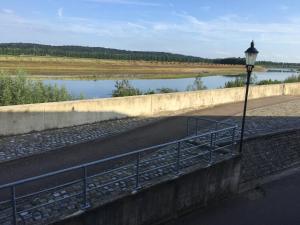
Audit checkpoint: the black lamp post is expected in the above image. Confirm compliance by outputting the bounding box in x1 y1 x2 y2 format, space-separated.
239 41 259 153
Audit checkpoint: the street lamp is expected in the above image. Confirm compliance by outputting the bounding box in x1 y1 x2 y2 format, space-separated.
239 41 259 153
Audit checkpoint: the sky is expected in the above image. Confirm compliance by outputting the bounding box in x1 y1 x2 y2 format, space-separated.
1 0 300 62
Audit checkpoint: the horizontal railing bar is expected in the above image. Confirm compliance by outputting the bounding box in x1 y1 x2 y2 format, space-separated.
16 178 82 201
215 136 234 143
214 145 232 152
140 153 176 165
182 144 234 164
0 126 236 190
17 191 83 215
188 117 236 127
181 143 210 152
181 150 210 162
0 214 13 221
88 163 134 180
88 174 136 192
139 162 176 176
0 199 11 205
139 141 210 165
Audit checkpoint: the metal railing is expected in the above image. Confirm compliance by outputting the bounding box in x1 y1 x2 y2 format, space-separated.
187 117 236 136
0 118 237 225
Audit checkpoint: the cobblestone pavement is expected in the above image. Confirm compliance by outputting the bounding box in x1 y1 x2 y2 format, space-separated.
0 117 160 163
0 128 235 225
224 99 300 137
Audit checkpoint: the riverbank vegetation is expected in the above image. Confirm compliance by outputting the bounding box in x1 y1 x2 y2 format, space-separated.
112 80 179 97
112 77 207 97
224 74 300 88
113 74 300 97
0 71 77 106
1 70 299 104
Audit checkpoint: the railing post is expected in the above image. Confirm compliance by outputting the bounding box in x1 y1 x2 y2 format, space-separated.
135 152 141 189
187 118 190 136
209 132 216 165
231 127 237 155
215 121 218 144
196 119 198 136
176 142 181 174
82 166 89 209
11 185 17 225
215 121 218 131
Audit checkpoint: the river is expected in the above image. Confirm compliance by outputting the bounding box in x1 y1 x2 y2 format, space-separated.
42 72 298 98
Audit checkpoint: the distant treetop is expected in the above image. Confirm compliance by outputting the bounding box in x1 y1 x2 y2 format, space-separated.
0 43 245 64
0 43 298 67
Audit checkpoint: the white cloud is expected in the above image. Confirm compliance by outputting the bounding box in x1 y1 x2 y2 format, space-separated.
57 8 63 18
1 10 300 62
2 8 14 14
279 5 289 11
86 0 161 6
199 6 211 11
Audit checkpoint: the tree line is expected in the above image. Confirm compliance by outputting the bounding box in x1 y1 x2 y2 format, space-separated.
0 43 247 64
1 43 299 67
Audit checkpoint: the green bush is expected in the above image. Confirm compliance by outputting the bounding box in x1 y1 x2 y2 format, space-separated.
224 74 257 88
186 77 207 91
0 71 74 106
112 80 178 97
224 77 245 88
284 74 300 83
224 74 300 88
156 87 178 93
112 80 142 97
256 79 282 85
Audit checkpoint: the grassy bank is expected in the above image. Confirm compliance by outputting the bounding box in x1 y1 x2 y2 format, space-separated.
0 55 265 79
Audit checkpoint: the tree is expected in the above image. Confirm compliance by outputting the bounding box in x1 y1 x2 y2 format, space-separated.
186 77 207 91
112 80 142 97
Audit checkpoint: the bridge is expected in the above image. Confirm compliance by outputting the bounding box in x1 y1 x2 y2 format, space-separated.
0 84 300 225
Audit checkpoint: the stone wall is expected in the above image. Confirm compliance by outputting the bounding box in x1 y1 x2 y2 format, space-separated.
241 129 300 184
0 82 299 136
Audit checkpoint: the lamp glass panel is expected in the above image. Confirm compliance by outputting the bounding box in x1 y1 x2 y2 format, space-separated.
245 53 258 66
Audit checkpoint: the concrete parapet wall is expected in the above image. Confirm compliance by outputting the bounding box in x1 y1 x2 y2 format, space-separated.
283 82 300 96
52 156 241 225
0 82 299 136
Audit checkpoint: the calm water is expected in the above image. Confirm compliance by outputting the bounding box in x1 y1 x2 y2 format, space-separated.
42 72 298 98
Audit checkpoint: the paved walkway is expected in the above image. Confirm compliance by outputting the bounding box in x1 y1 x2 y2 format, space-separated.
1 95 300 185
163 167 300 225
0 95 299 165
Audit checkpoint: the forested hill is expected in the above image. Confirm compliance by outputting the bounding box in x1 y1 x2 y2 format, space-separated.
0 43 246 64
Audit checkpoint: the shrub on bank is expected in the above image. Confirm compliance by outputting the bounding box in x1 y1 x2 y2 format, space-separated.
0 71 74 106
112 80 178 97
256 79 282 85
284 75 300 83
112 80 142 97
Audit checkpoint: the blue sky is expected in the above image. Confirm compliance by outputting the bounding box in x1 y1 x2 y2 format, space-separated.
1 0 300 62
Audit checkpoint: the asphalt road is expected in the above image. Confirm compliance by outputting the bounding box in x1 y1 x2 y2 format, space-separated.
162 168 300 225
0 96 299 199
